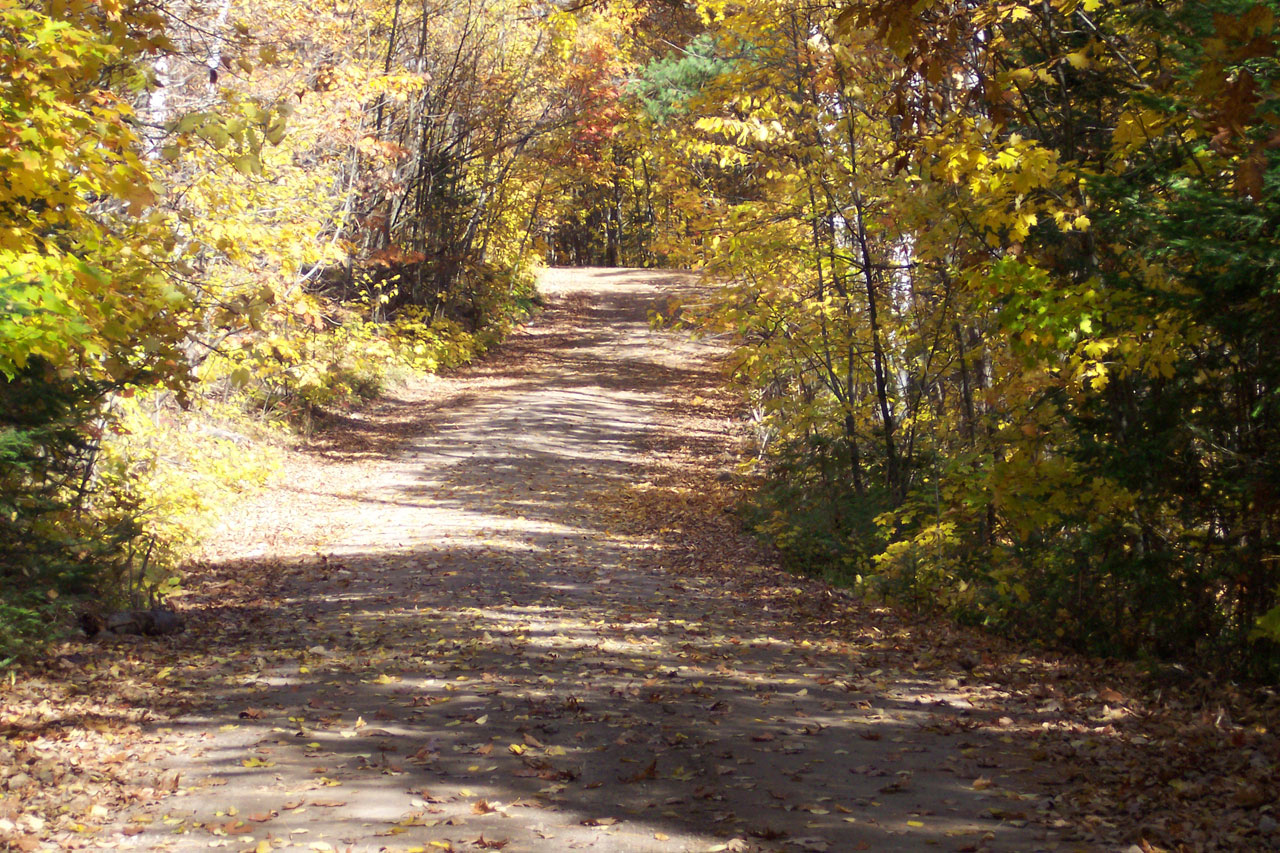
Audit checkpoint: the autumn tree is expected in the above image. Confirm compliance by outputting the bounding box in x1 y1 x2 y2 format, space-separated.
635 0 1280 675
1 0 625 657
0 0 196 655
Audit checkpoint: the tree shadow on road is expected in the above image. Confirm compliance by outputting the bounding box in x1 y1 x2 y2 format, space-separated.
122 269 1105 852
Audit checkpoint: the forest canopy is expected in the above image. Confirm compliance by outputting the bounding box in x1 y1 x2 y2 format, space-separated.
1 0 1277 678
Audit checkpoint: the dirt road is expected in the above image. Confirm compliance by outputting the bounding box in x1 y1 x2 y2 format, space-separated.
113 268 1080 852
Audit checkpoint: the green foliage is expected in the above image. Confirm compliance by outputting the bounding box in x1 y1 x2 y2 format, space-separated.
0 0 192 658
0 365 132 661
631 34 733 123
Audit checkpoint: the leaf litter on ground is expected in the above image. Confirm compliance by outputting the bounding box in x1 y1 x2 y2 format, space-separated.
0 269 1277 853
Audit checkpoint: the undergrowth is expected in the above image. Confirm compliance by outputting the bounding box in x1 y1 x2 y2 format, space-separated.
0 266 540 664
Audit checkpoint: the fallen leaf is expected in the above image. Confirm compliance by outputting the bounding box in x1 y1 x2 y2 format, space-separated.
620 758 657 783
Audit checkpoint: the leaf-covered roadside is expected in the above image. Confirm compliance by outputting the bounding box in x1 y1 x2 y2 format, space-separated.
1 270 1278 853
0 645 194 847
617 328 1280 852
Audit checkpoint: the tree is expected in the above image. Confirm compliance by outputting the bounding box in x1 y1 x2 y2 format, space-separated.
630 0 1280 675
1 0 192 656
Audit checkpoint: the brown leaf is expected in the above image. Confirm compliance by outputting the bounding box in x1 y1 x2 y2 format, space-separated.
1233 785 1269 808
239 707 265 720
620 758 657 783
581 816 619 826
751 732 775 742
311 800 347 807
472 835 508 849
247 811 277 822
472 799 496 814
1236 152 1265 200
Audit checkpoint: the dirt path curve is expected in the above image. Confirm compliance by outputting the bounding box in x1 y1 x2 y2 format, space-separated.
119 268 1082 853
